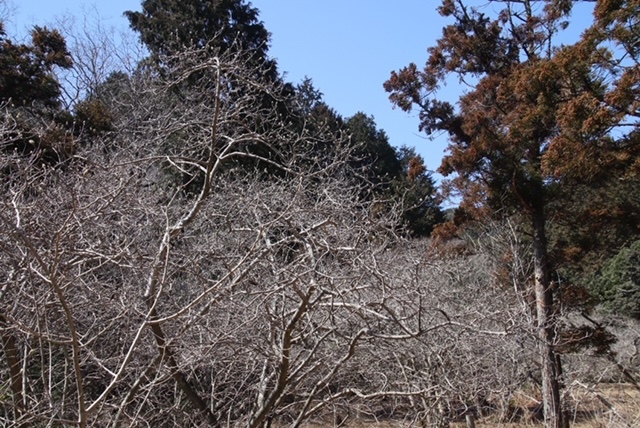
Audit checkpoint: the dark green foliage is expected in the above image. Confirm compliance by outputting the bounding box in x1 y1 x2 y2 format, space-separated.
549 175 640 282
589 240 640 319
125 0 444 237
126 0 268 53
124 1 293 193
74 99 114 135
394 146 443 237
345 113 401 185
0 22 75 168
126 0 275 77
292 78 344 135
0 23 72 108
294 77 324 117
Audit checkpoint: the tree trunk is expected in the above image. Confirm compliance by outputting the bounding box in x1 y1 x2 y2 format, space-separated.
465 414 476 428
531 206 563 428
147 307 218 425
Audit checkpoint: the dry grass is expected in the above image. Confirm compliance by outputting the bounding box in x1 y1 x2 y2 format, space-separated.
562 383 640 428
298 383 640 427
455 384 640 427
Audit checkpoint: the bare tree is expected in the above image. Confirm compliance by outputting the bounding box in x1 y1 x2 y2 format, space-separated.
0 44 437 427
50 7 146 109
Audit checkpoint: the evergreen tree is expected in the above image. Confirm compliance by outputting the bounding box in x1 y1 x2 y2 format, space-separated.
384 1 605 425
125 0 275 78
345 112 401 186
0 23 72 107
0 22 74 167
590 240 640 319
123 1 287 193
394 146 443 237
344 114 443 236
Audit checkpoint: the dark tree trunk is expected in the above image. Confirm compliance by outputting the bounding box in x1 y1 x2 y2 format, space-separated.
147 307 218 425
531 205 563 428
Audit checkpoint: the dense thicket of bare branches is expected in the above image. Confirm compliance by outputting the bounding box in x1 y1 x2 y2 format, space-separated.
1 43 637 428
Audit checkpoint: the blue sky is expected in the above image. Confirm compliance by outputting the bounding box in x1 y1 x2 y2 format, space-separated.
7 0 596 187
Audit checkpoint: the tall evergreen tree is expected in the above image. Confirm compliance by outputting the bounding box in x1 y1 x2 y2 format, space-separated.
384 1 613 425
125 0 275 77
0 23 72 107
0 22 74 167
394 146 443 237
344 114 443 236
124 1 288 193
345 113 401 185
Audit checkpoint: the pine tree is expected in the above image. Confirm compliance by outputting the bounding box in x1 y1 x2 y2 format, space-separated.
384 1 606 425
0 22 74 167
125 0 276 78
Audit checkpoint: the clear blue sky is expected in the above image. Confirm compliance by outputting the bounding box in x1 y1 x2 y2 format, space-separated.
7 0 596 187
